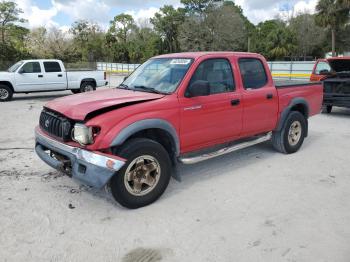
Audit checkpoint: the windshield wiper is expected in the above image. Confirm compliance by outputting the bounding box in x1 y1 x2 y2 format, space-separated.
117 83 132 90
133 85 168 94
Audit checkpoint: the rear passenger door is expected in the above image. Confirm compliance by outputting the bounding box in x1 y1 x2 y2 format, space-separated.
238 58 278 136
179 58 243 152
43 61 67 90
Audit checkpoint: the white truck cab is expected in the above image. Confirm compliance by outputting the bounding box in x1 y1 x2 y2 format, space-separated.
0 59 107 101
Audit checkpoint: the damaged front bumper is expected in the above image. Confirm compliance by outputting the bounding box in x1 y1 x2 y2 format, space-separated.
35 127 125 188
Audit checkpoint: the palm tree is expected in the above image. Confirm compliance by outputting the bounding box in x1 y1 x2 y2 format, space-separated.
315 0 349 57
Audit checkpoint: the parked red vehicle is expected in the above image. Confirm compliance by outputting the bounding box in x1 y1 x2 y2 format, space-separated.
35 52 323 208
311 57 350 113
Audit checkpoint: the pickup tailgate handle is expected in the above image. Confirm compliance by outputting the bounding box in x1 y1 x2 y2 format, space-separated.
231 99 240 106
58 74 63 77
38 75 43 78
266 93 273 99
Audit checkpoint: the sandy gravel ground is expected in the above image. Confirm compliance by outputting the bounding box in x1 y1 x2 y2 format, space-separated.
0 88 350 262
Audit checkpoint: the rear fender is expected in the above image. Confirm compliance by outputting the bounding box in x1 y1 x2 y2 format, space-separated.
275 98 309 136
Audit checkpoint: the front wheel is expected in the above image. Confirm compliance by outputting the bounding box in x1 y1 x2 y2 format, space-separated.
272 111 307 154
110 138 172 209
0 85 13 102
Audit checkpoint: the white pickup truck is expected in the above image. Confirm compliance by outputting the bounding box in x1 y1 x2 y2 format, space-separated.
0 59 108 101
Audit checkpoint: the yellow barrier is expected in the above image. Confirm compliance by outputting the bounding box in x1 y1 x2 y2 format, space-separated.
272 73 311 78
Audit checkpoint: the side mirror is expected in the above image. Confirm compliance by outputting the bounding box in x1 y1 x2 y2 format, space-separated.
186 80 210 98
319 69 331 75
18 68 24 74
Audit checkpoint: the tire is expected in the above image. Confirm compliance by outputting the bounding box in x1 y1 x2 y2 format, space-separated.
80 82 96 92
0 85 13 102
110 138 172 209
322 105 332 114
272 111 307 154
71 89 81 94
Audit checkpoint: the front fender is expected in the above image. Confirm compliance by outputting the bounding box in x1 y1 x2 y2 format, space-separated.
110 118 180 156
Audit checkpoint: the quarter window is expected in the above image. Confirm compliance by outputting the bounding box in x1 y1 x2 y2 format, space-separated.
315 62 331 74
21 62 41 73
187 58 235 96
239 58 268 89
44 62 62 73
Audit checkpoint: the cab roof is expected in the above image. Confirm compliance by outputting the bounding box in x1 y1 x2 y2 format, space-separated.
154 52 262 60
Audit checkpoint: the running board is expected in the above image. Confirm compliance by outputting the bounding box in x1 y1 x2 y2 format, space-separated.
179 132 272 165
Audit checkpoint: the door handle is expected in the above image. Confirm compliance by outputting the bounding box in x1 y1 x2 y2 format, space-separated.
231 99 240 106
38 75 43 78
58 74 63 77
266 93 273 99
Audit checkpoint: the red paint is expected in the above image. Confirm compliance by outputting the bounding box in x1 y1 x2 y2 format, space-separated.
41 52 323 155
310 57 350 82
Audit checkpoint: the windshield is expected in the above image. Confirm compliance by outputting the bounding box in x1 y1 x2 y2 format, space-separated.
121 58 193 94
7 61 24 72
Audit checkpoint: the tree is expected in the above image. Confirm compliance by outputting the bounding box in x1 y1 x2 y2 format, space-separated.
181 0 214 14
289 13 326 59
107 14 136 62
315 0 349 57
70 20 107 62
150 6 185 53
128 27 161 63
0 1 26 43
179 3 247 51
251 20 297 60
25 26 79 62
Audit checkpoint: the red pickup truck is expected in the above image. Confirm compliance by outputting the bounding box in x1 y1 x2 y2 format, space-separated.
310 57 350 113
35 52 323 208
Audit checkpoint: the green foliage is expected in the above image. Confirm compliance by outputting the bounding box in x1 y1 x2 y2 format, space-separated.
315 0 349 56
179 3 247 51
150 5 185 53
1 0 350 66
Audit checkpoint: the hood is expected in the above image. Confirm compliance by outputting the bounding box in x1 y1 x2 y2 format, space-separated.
328 58 350 72
45 88 165 121
0 71 12 79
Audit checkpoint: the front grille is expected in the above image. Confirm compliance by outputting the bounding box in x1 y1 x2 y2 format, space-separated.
39 109 74 141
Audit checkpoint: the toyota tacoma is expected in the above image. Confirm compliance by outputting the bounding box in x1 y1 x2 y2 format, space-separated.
35 52 323 208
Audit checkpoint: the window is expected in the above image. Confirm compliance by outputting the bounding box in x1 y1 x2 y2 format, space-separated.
122 58 193 94
187 59 235 96
239 58 268 89
20 62 41 73
44 62 62 72
315 62 331 74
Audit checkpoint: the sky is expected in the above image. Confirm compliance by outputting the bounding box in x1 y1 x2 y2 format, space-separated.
14 0 318 31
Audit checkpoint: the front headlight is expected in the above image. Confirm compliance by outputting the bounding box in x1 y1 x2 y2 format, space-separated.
72 124 94 146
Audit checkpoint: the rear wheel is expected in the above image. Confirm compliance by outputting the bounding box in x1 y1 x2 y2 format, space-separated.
110 138 172 209
322 105 332 114
272 111 307 154
80 82 96 92
0 85 13 102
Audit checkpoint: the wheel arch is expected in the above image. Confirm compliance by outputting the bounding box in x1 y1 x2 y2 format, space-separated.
0 81 14 93
110 119 180 158
80 78 97 87
275 98 309 136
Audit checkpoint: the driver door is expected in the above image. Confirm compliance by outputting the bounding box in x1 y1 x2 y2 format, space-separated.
15 61 45 92
179 58 243 153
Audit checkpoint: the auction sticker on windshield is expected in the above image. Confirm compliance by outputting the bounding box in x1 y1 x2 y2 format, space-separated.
170 59 191 65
